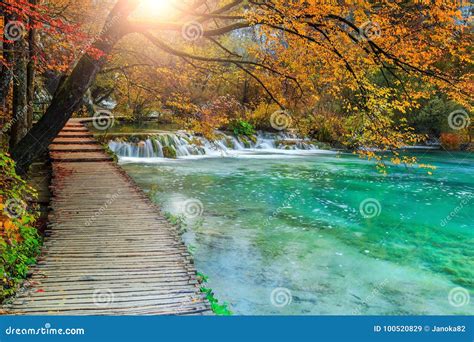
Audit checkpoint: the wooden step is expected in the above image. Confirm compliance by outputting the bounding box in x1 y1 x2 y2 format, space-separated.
64 123 85 128
49 144 104 152
61 128 89 132
57 132 94 138
50 152 113 162
52 138 98 145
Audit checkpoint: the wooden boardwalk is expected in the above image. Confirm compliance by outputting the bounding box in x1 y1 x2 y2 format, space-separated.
5 120 211 315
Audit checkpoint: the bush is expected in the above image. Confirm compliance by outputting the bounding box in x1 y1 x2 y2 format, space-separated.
0 153 41 302
299 112 348 145
229 120 256 137
248 102 281 130
440 133 469 151
405 95 459 136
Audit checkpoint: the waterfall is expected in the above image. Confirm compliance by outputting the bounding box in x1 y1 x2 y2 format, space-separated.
109 131 324 159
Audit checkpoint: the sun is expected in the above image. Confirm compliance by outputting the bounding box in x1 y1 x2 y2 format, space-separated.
135 0 176 19
140 0 172 12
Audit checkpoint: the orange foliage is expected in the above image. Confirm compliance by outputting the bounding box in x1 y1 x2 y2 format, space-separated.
0 196 21 243
440 133 469 150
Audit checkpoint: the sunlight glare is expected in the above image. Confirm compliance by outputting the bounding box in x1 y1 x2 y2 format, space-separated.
136 0 176 19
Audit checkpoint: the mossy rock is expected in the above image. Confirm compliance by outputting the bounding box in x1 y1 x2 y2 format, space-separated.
181 136 192 144
239 136 252 148
314 142 331 149
165 135 174 147
151 139 161 153
276 140 298 146
224 138 234 148
162 146 177 159
127 134 150 143
190 137 204 147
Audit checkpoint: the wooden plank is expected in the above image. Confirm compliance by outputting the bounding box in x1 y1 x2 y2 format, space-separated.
52 138 98 145
61 127 89 132
50 152 113 162
49 144 103 152
57 132 94 138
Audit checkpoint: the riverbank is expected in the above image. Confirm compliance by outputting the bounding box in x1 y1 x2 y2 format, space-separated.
0 154 46 303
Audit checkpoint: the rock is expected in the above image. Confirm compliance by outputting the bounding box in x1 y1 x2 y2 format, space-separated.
162 146 177 159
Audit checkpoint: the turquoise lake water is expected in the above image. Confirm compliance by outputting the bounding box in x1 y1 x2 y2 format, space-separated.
120 150 473 315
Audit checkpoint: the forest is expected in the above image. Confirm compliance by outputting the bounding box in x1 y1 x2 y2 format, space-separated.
0 0 472 316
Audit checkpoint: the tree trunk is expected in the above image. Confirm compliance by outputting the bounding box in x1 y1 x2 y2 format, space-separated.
9 33 29 148
242 78 249 105
26 0 38 129
11 0 139 174
0 11 14 106
83 88 97 116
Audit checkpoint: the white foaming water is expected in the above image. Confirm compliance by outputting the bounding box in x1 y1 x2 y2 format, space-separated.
109 131 334 160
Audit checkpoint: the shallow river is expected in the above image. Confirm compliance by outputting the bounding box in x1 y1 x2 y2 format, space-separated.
119 149 473 315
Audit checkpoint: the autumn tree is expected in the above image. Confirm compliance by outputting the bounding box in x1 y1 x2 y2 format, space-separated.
1 0 471 173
